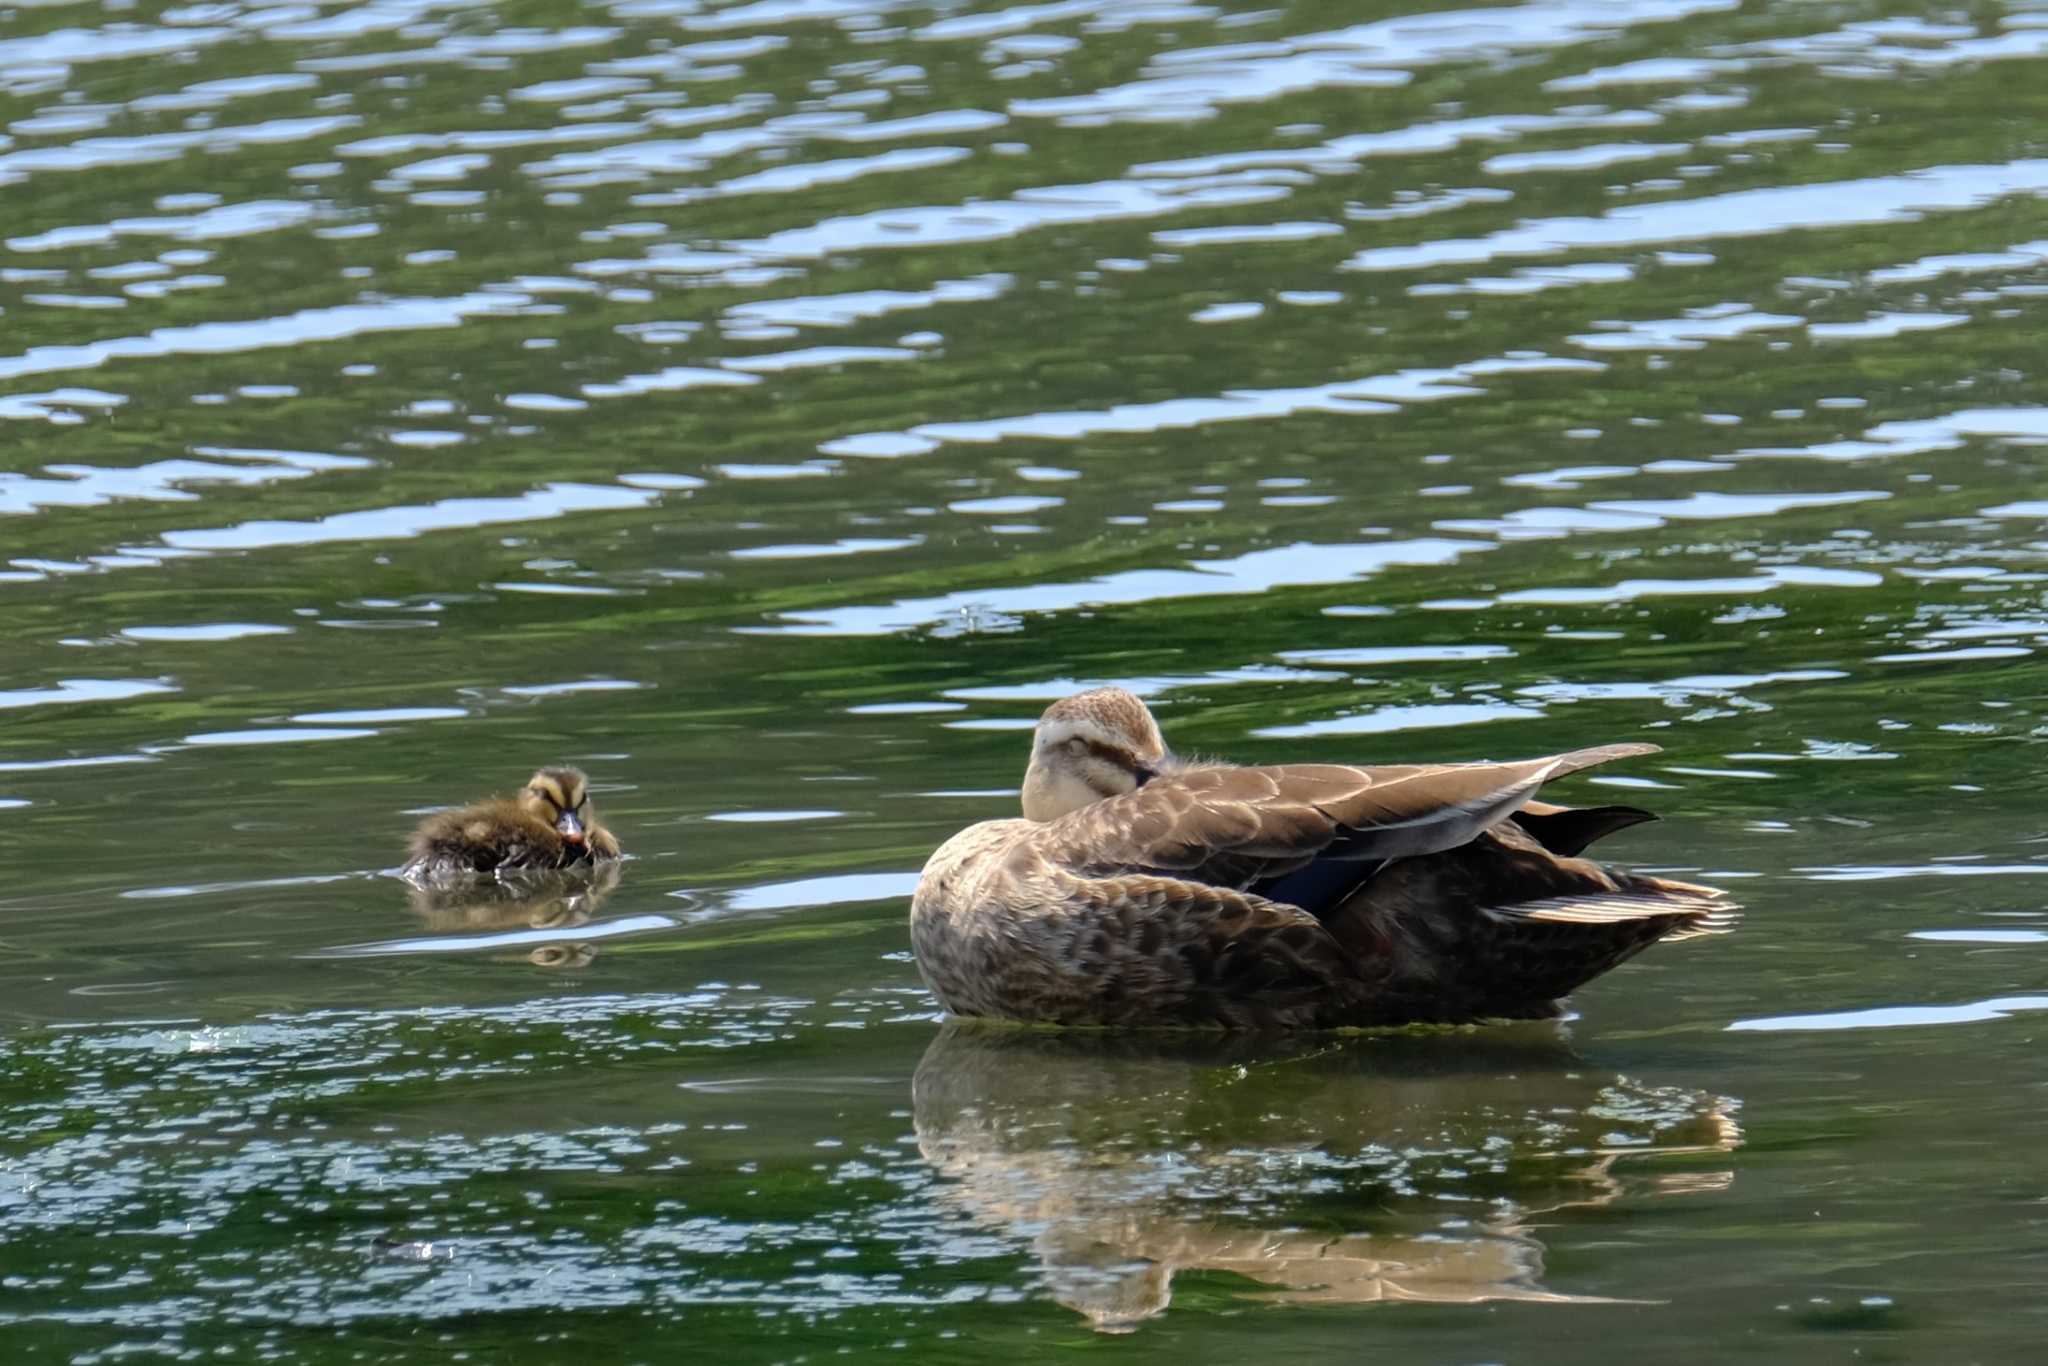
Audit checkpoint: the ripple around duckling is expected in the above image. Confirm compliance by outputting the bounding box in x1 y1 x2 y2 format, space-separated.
121 873 363 901
313 913 678 958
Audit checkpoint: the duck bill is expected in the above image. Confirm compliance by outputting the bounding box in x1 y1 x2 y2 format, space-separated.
555 810 586 845
1133 750 1177 786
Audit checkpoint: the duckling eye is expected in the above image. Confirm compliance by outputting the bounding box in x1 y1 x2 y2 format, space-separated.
1065 738 1086 756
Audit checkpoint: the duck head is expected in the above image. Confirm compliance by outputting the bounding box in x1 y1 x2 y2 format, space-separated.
521 765 596 845
1020 687 1172 822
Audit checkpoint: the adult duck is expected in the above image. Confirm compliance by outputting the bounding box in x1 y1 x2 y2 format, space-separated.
910 688 1735 1029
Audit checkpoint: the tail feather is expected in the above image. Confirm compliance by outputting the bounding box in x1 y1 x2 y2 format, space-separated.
1326 819 1738 1023
1488 882 1740 934
1664 912 1742 941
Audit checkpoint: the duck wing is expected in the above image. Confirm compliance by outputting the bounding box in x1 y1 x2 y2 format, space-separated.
1041 744 1660 910
1508 800 1658 857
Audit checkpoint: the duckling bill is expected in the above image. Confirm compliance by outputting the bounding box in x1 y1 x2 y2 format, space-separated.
402 766 621 886
911 687 1738 1030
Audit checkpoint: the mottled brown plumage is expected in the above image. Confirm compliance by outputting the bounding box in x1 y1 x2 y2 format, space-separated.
401 766 622 886
910 688 1736 1028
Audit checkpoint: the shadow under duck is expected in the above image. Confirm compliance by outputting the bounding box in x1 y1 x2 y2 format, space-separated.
402 766 621 886
910 688 1737 1029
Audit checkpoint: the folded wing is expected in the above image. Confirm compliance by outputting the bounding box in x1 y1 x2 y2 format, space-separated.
1042 744 1660 902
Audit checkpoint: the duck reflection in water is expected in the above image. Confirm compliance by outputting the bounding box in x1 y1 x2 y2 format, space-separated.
913 1024 1740 1332
403 862 620 970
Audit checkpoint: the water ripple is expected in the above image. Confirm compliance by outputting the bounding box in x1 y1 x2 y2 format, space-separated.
6 0 2048 1347
1344 160 2048 271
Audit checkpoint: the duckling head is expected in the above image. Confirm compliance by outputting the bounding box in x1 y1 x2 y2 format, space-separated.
520 766 596 845
1021 687 1171 822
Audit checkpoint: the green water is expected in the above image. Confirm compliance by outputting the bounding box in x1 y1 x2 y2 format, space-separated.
5 0 2048 1358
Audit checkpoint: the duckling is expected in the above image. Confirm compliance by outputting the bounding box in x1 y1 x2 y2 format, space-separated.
911 687 1737 1029
402 766 621 886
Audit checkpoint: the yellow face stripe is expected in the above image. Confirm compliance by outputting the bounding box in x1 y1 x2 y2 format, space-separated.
526 771 588 811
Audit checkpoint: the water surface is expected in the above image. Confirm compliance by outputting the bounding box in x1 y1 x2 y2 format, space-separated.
5 0 2048 1358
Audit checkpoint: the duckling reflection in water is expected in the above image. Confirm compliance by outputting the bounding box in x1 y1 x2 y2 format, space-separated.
402 766 622 886
405 860 622 929
913 1024 1741 1331
522 942 597 970
912 687 1738 1028
404 858 620 971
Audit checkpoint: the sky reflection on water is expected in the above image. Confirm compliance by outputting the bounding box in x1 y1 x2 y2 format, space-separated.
5 0 2048 1358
